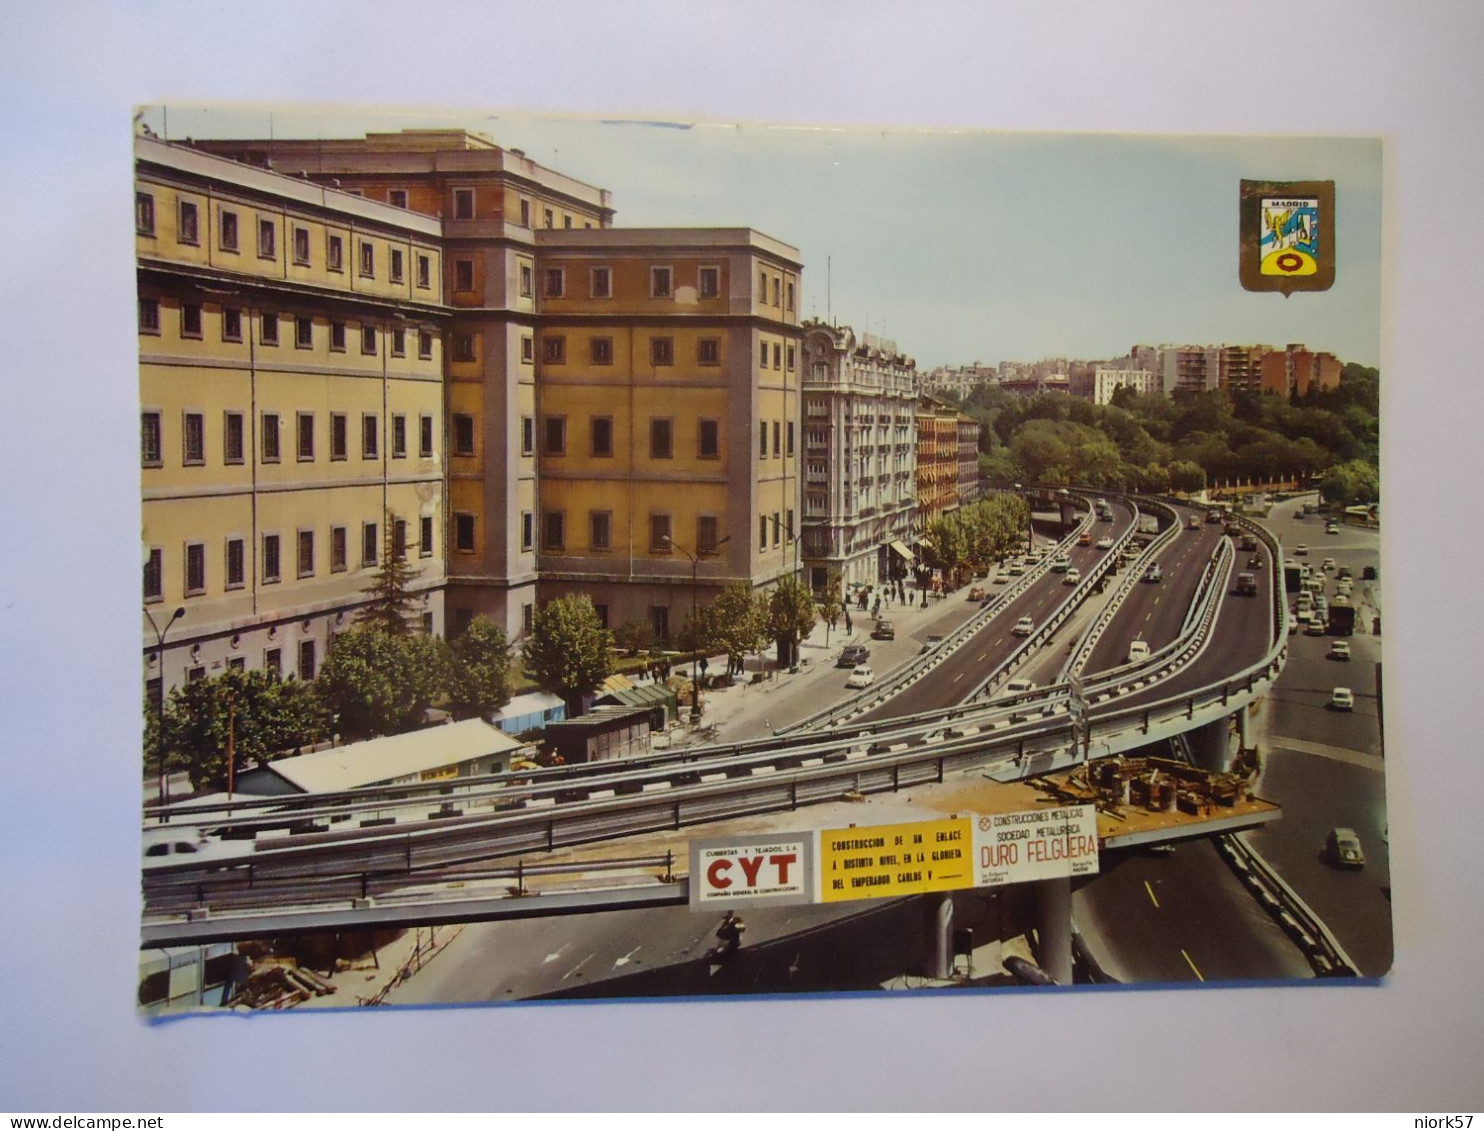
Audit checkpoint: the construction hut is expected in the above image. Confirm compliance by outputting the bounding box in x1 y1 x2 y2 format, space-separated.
543 706 651 765
490 690 567 736
594 673 677 730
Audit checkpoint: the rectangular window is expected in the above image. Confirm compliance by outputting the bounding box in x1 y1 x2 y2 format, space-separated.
389 189 408 209
698 418 720 459
698 338 720 365
519 263 533 297
330 321 345 351
699 265 720 297
543 336 566 364
520 511 534 552
261 413 280 463
359 241 375 278
144 547 163 602
760 342 768 368
760 421 767 458
391 329 405 357
297 412 314 461
651 266 672 297
327 234 343 272
787 345 796 370
787 421 795 457
261 313 279 346
455 259 474 292
772 277 781 307
773 343 782 369
182 412 204 465
521 416 535 456
651 337 674 366
545 268 565 297
590 267 611 298
223 411 244 464
262 533 281 583
141 412 162 467
564 215 572 229
649 513 672 552
135 192 155 235
331 526 347 573
542 511 564 551
590 416 613 457
698 515 720 555
292 226 310 265
420 516 433 558
392 414 407 458
590 511 612 551
178 200 199 245
361 325 377 355
180 303 202 338
297 530 315 578
786 280 795 312
219 210 238 252
453 413 475 456
257 218 276 259
138 297 159 334
418 330 432 359
454 188 474 220
330 413 347 460
519 198 531 227
389 248 404 284
362 523 378 567
522 604 534 635
416 254 431 289
362 414 379 459
452 332 475 362
590 336 613 365
295 315 312 349
420 414 434 458
543 207 554 229
772 420 781 457
543 416 566 456
185 542 206 596
520 335 534 364
594 603 608 629
650 418 673 460
222 307 242 342
786 509 795 543
298 640 316 682
393 519 408 560
226 538 245 589
772 511 781 548
264 648 281 676
760 515 768 551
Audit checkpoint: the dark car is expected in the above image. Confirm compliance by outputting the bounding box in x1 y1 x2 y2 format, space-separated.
871 619 896 641
837 644 870 668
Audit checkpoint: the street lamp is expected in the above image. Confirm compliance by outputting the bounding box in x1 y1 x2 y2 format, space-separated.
665 533 729 721
144 604 185 810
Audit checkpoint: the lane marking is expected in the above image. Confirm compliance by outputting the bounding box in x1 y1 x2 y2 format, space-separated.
542 943 571 966
613 945 642 968
1144 880 1160 909
562 953 594 980
953 673 964 683
1181 948 1206 982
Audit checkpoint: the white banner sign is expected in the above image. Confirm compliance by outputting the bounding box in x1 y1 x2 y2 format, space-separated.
689 835 812 907
973 805 1100 886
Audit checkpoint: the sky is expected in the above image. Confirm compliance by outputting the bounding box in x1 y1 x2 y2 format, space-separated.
140 105 1382 371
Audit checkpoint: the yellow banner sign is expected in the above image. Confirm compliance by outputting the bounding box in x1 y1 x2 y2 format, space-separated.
819 816 975 903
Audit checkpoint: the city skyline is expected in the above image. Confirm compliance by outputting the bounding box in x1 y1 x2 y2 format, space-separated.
140 106 1383 372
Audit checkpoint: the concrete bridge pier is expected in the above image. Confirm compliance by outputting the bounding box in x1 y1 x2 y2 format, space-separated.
1032 877 1073 985
924 892 955 980
1187 715 1234 773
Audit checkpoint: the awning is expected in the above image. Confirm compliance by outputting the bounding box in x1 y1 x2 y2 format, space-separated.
889 540 915 563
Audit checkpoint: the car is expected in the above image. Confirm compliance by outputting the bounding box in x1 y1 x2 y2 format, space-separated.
1127 639 1151 663
1326 521 1340 535
1187 516 1201 530
1096 536 1113 550
1321 557 1337 572
1329 686 1355 711
1305 614 1328 636
1063 567 1081 585
993 572 1009 585
1240 534 1258 551
1326 826 1366 869
1293 544 1309 556
871 619 895 641
1051 554 1071 573
1327 640 1352 661
1001 677 1037 696
1143 564 1163 584
1336 580 1353 597
837 643 870 668
968 586 986 601
1007 562 1026 577
1362 565 1377 580
1247 554 1263 568
845 665 876 690
1337 565 1353 580
1078 531 1092 546
1012 616 1035 637
141 830 248 868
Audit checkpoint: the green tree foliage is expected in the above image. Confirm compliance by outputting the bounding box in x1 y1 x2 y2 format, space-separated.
1321 458 1381 506
613 618 656 656
922 495 1029 579
318 626 451 741
447 616 513 721
157 668 329 790
818 569 844 645
767 575 817 669
1167 459 1207 494
710 581 765 677
522 594 614 711
356 514 424 636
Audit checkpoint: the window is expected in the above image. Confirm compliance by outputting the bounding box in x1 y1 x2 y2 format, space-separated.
182 413 205 465
261 413 280 463
178 200 199 245
521 415 535 456
545 268 565 298
144 547 163 602
222 308 242 342
362 523 378 566
519 263 533 297
590 416 613 457
772 511 782 548
264 648 281 676
698 418 720 459
542 511 564 551
699 265 720 298
219 210 238 252
389 189 408 208
519 198 531 227
522 603 534 635
454 188 474 219
590 511 612 551
564 215 572 229
594 603 609 629
772 277 781 307
773 343 782 369
138 297 159 333
543 207 554 229
420 516 433 558
543 336 566 364
297 530 314 578
419 414 434 458
590 336 613 365
135 192 155 235
455 259 474 292
298 640 316 682
181 542 205 596
772 420 781 457
543 416 566 455
649 513 672 552
698 338 720 365
393 519 408 560
452 332 474 362
180 303 202 338
140 412 162 467
291 226 310 265
359 241 375 278
262 533 281 583
295 316 312 349
453 413 475 456
520 511 534 551
786 280 795 312
327 234 343 272
257 218 276 259
361 325 377 355
297 413 314 461
330 321 345 351
223 412 244 464
390 248 404 284
330 413 347 460
416 254 430 289
362 414 379 459
760 422 767 458
260 313 279 346
392 415 407 458
760 342 768 368
651 337 673 366
698 515 720 555
331 526 347 573
590 267 611 298
786 509 795 543
418 330 432 359
391 329 405 357
651 266 672 298
787 345 796 370
226 538 245 588
520 336 534 363
787 421 795 456
650 417 673 459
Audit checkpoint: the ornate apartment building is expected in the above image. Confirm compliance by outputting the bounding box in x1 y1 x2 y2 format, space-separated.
915 398 962 533
798 324 919 591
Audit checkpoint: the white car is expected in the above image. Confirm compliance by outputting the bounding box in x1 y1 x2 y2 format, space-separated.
1127 639 1151 663
1095 537 1113 550
845 665 875 690
993 572 1010 585
1008 562 1026 577
1330 686 1354 711
1294 544 1309 556
1328 640 1352 661
1063 567 1081 585
1321 557 1337 572
1012 616 1035 637
1051 554 1071 573
1143 563 1163 584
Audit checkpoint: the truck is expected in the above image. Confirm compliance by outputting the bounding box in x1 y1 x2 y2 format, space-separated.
1327 600 1356 636
1284 562 1304 595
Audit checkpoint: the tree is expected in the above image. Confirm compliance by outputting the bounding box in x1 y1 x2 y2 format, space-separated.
1321 458 1380 506
448 616 512 721
1167 459 1207 494
767 575 817 670
818 570 844 646
318 626 450 741
356 513 423 636
711 581 765 677
613 618 656 656
521 594 614 714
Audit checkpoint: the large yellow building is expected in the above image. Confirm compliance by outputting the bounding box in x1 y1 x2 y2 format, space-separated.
137 137 449 694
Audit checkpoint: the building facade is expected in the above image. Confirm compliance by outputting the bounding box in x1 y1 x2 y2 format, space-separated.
1093 367 1162 404
798 324 919 591
956 413 981 506
915 398 962 534
1259 343 1342 397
